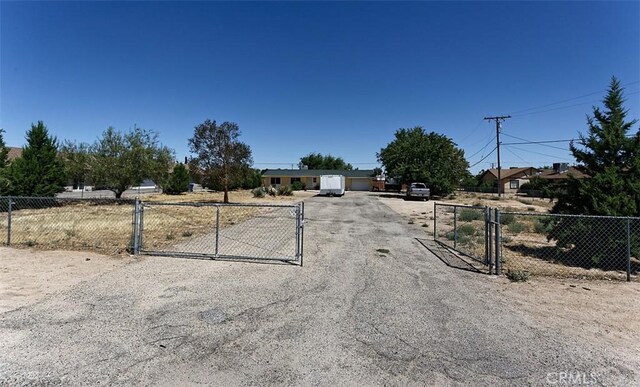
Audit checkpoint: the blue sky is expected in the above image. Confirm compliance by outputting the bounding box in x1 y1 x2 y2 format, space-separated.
1 1 638 174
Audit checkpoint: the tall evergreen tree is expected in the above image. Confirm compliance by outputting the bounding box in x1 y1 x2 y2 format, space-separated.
553 77 639 216
6 121 67 196
548 77 639 269
0 129 8 169
0 129 10 194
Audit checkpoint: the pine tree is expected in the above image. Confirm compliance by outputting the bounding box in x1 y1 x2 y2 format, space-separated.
0 129 10 194
553 77 639 216
164 163 190 195
548 77 639 269
6 121 67 196
0 129 8 169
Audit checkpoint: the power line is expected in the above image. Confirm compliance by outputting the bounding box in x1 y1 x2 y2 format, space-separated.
501 133 569 151
503 146 533 167
469 146 497 168
466 135 497 160
506 145 573 160
507 81 640 116
510 90 639 117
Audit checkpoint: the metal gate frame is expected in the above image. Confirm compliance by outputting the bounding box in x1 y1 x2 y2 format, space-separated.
131 200 305 266
433 202 500 274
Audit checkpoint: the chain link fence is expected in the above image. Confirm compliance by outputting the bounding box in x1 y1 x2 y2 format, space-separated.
433 202 639 281
0 196 136 254
138 202 304 263
434 203 491 270
0 196 305 264
500 212 639 281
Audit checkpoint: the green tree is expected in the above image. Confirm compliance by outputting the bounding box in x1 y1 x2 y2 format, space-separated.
0 129 10 194
298 153 353 170
90 126 174 198
5 121 66 196
60 140 91 190
0 129 8 169
548 77 639 269
188 119 253 203
377 127 469 196
164 163 190 195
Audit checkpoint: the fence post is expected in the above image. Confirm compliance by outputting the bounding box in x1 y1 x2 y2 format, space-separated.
295 203 301 262
495 208 501 275
215 205 220 257
453 206 458 249
300 201 305 267
138 204 144 254
132 197 140 254
484 206 489 267
488 208 493 274
433 203 437 240
7 196 11 247
627 217 631 282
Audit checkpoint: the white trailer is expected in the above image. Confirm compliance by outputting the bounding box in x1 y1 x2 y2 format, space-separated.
320 175 345 196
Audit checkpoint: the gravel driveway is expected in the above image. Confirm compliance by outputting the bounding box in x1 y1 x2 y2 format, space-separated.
1 192 637 385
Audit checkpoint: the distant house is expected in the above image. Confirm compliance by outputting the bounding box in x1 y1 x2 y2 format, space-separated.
537 164 588 181
479 163 588 194
6 147 22 163
261 169 376 191
479 167 538 193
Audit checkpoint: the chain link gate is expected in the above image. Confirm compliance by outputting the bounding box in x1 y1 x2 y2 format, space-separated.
131 200 305 265
433 202 500 274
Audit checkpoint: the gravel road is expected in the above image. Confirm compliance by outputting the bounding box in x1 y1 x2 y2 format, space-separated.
1 192 637 385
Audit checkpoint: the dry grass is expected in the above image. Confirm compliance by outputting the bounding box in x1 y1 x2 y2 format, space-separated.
441 192 554 212
0 190 307 256
143 189 314 204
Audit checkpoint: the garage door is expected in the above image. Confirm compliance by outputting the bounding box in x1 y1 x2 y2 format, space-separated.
350 178 370 191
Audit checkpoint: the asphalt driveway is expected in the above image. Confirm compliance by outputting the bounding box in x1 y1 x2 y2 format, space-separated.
0 192 637 385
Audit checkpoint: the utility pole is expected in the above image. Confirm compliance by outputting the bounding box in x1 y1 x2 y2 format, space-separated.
483 115 511 197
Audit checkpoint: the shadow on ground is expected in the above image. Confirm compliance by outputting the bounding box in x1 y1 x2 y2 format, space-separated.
415 238 489 274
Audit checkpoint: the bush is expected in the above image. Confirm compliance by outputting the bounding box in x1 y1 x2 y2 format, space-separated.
459 209 483 222
506 269 530 282
267 186 277 197
533 218 552 234
252 187 265 198
500 213 515 225
164 163 190 195
277 185 293 196
508 221 527 234
291 181 305 191
457 224 476 236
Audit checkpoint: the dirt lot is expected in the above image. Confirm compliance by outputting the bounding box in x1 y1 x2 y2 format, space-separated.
0 248 133 314
1 192 638 385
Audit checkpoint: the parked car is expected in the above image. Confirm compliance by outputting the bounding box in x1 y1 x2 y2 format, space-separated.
406 182 430 200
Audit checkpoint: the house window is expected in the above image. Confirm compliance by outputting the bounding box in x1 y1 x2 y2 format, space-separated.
291 177 301 184
312 177 317 183
270 177 281 185
510 180 519 189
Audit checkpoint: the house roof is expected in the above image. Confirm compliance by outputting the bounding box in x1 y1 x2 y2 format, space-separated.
7 147 22 161
538 167 588 180
262 169 375 178
480 167 537 181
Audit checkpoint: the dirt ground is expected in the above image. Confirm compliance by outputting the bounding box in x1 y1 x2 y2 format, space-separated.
1 192 638 385
0 248 133 314
494 275 640 363
378 191 640 362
